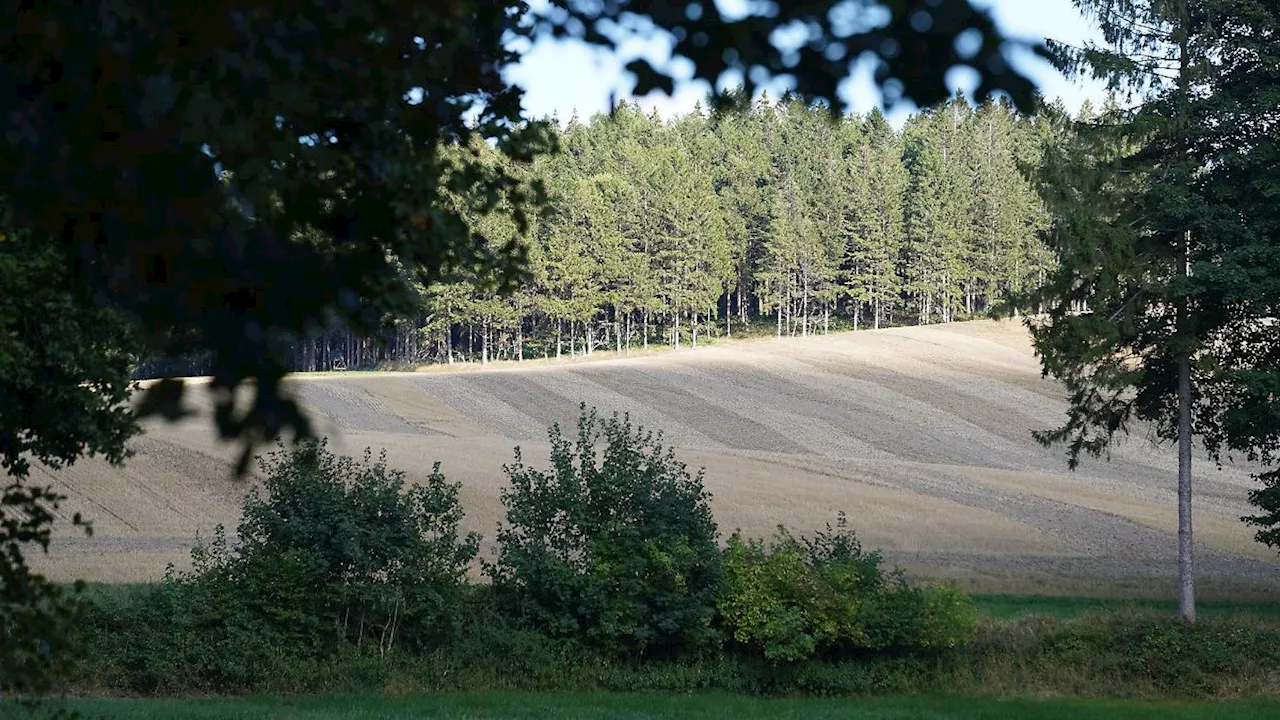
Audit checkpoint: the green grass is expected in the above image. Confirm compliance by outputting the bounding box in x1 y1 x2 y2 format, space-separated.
25 692 1280 720
971 594 1280 620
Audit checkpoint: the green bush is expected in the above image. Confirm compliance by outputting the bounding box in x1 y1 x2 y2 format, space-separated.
918 584 980 650
234 440 481 653
83 440 479 692
718 515 977 662
488 405 722 658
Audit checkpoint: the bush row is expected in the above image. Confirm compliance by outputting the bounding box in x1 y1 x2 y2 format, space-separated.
79 594 1280 699
75 406 980 693
69 405 1280 699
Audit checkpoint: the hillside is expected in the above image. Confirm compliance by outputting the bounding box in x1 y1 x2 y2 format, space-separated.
30 320 1280 596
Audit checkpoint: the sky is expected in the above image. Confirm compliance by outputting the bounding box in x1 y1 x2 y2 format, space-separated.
504 0 1107 125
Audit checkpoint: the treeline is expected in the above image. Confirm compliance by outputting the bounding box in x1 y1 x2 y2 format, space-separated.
139 95 1063 376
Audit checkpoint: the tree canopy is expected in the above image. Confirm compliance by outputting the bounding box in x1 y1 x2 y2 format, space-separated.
1 0 1044 464
0 1 1048 691
1019 0 1280 622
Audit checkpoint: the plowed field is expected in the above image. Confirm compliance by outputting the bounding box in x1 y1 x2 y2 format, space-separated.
31 320 1280 595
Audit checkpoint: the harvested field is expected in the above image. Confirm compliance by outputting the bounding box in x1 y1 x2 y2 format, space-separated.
30 320 1280 595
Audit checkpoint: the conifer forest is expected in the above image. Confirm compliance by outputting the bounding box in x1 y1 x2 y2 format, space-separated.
185 95 1069 375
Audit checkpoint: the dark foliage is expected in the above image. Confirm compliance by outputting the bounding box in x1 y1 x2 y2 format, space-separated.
83 440 478 692
488 405 723 658
1 1 1041 460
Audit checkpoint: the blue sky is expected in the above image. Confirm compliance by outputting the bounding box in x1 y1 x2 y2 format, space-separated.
505 0 1106 124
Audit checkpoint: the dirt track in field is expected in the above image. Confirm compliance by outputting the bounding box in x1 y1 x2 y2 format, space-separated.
30 320 1280 596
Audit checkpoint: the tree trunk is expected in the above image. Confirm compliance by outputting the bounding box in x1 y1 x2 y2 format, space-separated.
1177 350 1195 623
692 312 698 349
643 309 649 350
1174 0 1195 624
481 320 489 366
1177 230 1196 623
556 320 563 359
801 284 809 337
673 312 681 350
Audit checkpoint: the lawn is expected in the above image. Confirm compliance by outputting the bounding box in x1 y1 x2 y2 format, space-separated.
28 693 1280 720
970 594 1280 620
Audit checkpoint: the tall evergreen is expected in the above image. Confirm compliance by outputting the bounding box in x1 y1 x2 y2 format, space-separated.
1021 0 1276 622
843 108 907 329
151 94 1058 372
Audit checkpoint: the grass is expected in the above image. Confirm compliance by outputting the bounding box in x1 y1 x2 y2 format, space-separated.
80 583 1280 621
24 693 1280 720
970 594 1280 621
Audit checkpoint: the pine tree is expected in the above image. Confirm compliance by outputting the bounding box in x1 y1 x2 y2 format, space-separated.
843 108 907 329
708 91 776 335
1024 0 1254 622
903 99 975 325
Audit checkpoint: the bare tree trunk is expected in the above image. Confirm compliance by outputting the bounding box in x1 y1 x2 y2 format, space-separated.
643 309 649 350
1177 230 1196 623
801 284 809 337
776 301 782 337
673 312 681 350
482 320 489 366
823 304 829 335
1174 0 1196 623
692 312 698 349
556 320 563 359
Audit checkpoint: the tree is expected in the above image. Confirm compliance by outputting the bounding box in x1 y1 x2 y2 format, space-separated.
1 231 141 693
1184 4 1280 552
903 98 975 325
1020 0 1255 622
966 98 1049 314
1 0 1045 454
843 109 907 329
0 0 1047 692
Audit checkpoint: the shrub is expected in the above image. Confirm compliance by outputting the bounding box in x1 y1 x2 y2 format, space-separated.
488 404 722 658
718 515 977 662
233 440 481 653
86 439 480 692
918 584 980 650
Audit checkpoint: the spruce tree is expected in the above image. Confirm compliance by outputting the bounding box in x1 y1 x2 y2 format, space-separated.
843 108 907 329
1024 0 1260 622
